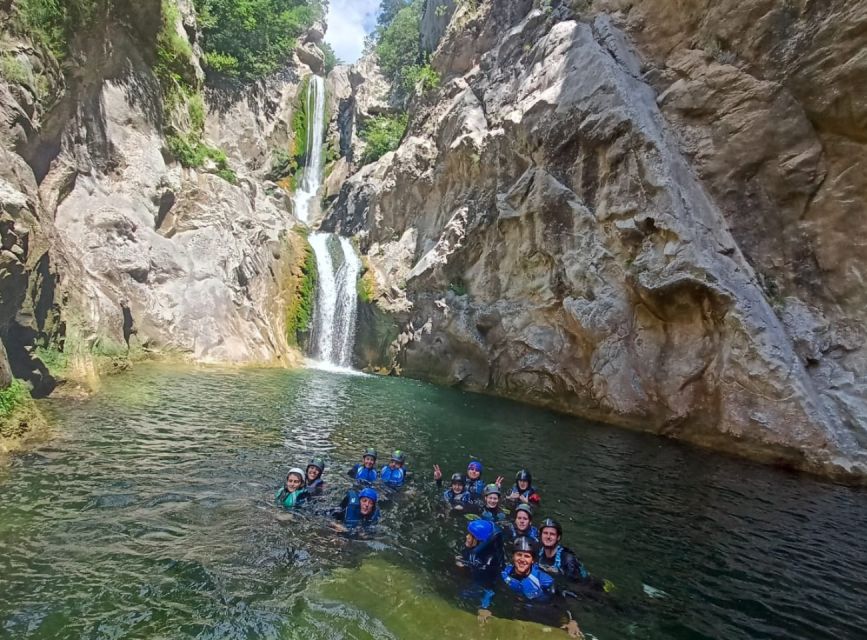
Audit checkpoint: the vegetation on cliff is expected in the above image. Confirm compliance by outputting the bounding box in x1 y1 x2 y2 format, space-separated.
193 0 323 80
285 231 318 347
359 113 408 163
373 0 439 100
12 0 98 59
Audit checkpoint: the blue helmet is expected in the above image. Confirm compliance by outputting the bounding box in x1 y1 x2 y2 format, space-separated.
359 488 378 503
467 460 483 473
467 519 495 542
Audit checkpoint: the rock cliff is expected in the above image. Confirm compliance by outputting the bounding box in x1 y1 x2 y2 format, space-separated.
0 0 323 411
325 0 867 480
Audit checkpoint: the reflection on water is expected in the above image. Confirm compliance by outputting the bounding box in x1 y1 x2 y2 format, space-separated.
0 364 866 640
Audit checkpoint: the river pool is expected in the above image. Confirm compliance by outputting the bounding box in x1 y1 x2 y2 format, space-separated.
1 364 865 640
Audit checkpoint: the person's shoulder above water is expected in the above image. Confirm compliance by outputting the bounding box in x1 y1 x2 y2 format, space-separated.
348 447 379 484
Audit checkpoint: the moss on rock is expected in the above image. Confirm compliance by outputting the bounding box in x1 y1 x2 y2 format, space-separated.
283 230 318 349
0 379 48 456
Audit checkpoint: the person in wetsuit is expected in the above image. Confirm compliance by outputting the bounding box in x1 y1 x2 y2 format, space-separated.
456 519 505 610
435 470 474 509
537 518 597 586
506 468 541 505
275 467 309 509
381 450 407 489
504 504 539 542
459 519 505 583
331 487 381 531
478 536 585 638
347 448 378 485
306 457 326 496
480 483 507 523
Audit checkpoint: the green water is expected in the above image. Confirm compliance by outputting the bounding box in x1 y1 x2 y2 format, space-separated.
1 364 866 639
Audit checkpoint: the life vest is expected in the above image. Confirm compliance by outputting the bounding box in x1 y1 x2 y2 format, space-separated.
444 488 472 505
342 490 381 528
509 484 541 503
481 507 506 523
467 478 485 498
275 487 307 509
463 534 503 580
508 523 539 541
381 465 405 488
501 564 554 600
538 545 588 579
352 464 378 484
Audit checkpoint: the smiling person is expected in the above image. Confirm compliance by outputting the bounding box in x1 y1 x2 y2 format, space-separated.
504 504 539 542
331 487 381 532
347 447 379 485
305 457 326 496
480 484 507 523
506 468 541 505
463 461 503 501
435 467 474 509
275 467 309 509
477 536 585 638
381 450 407 489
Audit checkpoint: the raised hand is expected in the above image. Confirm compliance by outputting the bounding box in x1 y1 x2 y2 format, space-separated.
433 464 442 480
495 475 504 487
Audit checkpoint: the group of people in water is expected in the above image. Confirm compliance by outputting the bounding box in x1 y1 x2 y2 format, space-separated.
276 449 605 638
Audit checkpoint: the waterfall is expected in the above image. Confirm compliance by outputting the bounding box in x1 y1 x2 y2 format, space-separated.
290 75 361 370
292 75 326 225
309 233 361 368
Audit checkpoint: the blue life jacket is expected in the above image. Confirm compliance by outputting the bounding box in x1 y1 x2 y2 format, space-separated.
350 464 378 485
340 490 381 528
507 523 539 541
467 478 485 499
462 532 504 584
537 545 589 580
481 507 506 523
501 564 555 600
275 487 308 509
381 465 406 488
444 488 473 506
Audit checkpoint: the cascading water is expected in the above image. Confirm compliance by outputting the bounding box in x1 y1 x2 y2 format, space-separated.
308 233 361 368
290 75 361 370
292 76 326 225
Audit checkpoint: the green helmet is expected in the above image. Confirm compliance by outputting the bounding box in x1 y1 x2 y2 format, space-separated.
363 448 377 460
483 483 500 497
514 503 533 518
390 450 406 463
307 457 325 472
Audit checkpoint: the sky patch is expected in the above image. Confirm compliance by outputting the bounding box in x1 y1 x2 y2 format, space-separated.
325 0 380 64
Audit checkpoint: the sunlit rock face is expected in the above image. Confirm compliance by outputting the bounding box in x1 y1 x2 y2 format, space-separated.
325 0 867 480
0 1 323 382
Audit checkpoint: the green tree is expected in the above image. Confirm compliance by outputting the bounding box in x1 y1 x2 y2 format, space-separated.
320 41 342 74
377 0 413 27
359 113 408 164
375 0 423 96
193 0 317 80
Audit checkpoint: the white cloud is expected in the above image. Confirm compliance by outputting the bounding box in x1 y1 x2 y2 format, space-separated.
325 0 381 64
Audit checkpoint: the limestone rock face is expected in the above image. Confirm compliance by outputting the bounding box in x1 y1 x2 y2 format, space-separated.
0 0 309 387
326 1 867 480
327 53 393 168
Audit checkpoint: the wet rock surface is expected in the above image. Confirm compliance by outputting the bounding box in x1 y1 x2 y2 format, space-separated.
325 0 867 479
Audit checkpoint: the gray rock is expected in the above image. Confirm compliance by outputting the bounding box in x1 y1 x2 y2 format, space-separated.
326 5 867 480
